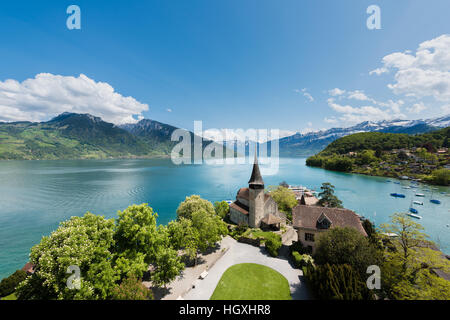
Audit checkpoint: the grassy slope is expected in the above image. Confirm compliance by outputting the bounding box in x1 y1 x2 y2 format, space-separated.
1 293 17 300
210 263 291 300
0 122 168 160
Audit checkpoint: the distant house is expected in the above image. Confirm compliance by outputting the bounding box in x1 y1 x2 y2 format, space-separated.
22 262 35 275
292 205 367 254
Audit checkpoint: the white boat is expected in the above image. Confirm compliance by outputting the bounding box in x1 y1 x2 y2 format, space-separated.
413 201 423 205
415 193 425 197
403 186 411 189
407 212 422 219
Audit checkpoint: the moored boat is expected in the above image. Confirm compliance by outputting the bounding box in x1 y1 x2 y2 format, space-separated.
430 199 441 204
407 212 422 219
390 193 406 198
409 207 418 214
413 201 423 205
415 193 425 197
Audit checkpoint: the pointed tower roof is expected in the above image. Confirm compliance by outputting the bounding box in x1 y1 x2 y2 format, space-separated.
248 150 264 187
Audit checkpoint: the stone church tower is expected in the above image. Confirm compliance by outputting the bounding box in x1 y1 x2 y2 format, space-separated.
248 153 265 228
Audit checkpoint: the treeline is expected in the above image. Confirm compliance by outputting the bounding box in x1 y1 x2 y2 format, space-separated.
3 196 229 300
318 127 449 156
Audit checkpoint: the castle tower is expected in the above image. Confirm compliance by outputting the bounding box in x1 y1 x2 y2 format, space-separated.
248 152 265 228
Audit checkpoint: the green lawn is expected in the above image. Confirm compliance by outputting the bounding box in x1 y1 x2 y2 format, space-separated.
1 293 17 300
210 263 292 300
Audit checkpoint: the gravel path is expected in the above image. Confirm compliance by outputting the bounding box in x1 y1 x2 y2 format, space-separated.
183 236 311 300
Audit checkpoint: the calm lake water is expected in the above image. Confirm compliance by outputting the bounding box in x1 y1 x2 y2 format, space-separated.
0 158 449 279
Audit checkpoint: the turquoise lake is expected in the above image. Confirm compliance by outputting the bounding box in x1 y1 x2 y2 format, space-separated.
0 158 449 279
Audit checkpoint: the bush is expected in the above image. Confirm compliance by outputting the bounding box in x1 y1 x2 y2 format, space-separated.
111 276 153 300
265 234 282 257
290 241 305 254
430 168 450 186
292 253 314 269
214 201 230 219
314 227 382 279
305 263 373 300
0 270 27 297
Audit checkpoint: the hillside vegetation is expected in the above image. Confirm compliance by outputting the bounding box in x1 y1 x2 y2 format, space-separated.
306 128 450 185
0 113 221 160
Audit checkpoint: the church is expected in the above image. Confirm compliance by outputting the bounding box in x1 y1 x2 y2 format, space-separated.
229 155 286 229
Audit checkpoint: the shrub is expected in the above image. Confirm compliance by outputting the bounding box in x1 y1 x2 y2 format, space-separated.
265 234 282 257
111 276 153 300
290 241 305 255
305 263 373 300
292 252 314 269
0 270 28 297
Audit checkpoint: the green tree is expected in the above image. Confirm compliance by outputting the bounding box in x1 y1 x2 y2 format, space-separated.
265 234 282 257
305 263 373 300
16 213 119 300
0 270 28 297
111 276 153 300
317 183 343 208
214 201 230 219
151 246 185 288
430 168 450 186
314 227 382 278
176 195 216 220
167 218 199 262
379 213 450 299
356 150 377 165
268 186 298 215
114 203 159 264
191 208 228 253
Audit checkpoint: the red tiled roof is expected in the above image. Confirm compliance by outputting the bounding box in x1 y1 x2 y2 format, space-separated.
22 262 35 274
292 205 367 236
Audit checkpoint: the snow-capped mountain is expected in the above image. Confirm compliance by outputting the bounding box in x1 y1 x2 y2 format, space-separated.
269 115 450 157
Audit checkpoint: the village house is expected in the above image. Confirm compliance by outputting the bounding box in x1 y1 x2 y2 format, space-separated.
229 154 286 229
292 205 367 254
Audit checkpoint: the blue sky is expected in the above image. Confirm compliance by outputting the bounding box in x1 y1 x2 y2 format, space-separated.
0 0 449 135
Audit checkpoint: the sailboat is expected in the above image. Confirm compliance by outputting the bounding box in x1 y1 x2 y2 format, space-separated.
430 190 441 204
407 200 422 219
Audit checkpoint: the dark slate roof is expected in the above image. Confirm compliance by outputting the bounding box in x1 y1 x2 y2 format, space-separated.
248 155 264 186
237 187 249 200
237 187 272 203
261 213 282 225
230 200 249 215
292 205 367 236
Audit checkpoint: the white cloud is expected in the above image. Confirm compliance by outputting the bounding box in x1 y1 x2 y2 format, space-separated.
377 99 404 113
0 73 149 124
327 98 405 124
371 34 450 102
328 88 346 96
294 88 314 102
166 108 172 112
324 117 338 124
407 102 427 114
202 128 295 143
441 104 450 113
369 67 388 75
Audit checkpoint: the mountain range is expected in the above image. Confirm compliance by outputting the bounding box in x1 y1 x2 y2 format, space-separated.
0 112 448 160
268 116 450 157
0 112 213 160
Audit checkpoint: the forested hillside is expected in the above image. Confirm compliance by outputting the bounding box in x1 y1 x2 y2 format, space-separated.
306 128 450 185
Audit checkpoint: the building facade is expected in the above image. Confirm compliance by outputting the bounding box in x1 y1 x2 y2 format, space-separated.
229 155 285 228
292 205 367 254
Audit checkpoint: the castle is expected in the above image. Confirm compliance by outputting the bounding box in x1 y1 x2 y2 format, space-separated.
229 155 286 229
